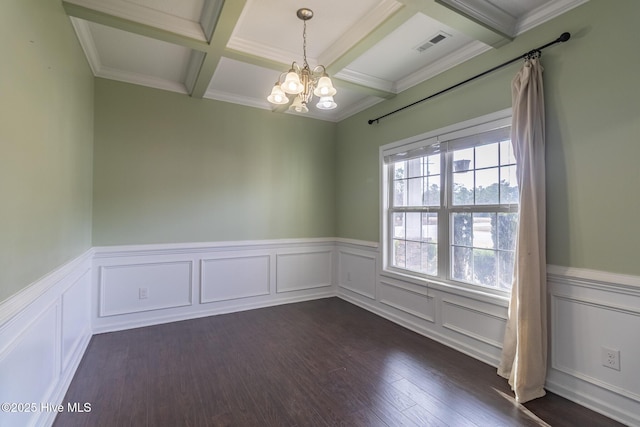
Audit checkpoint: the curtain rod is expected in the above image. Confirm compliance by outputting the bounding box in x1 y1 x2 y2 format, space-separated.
367 32 571 125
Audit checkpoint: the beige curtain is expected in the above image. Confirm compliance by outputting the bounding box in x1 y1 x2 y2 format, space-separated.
497 55 547 403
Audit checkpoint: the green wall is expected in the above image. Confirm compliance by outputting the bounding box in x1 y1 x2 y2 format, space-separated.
92 79 336 245
2 0 638 303
0 0 94 302
335 0 640 276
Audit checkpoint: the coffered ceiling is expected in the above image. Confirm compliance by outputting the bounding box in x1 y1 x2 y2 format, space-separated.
64 0 587 122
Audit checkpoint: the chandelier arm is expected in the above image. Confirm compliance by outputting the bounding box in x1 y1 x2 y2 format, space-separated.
312 65 327 77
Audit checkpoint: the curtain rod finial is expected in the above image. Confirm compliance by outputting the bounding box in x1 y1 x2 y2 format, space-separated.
559 32 571 42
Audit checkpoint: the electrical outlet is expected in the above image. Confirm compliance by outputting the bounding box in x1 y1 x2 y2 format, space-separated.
138 287 148 300
601 347 620 371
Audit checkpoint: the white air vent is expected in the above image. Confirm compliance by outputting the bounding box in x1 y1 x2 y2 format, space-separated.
415 31 451 53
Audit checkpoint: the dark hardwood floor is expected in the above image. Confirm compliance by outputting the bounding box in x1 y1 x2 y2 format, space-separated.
54 298 624 427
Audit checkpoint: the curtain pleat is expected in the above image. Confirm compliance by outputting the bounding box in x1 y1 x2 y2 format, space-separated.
497 57 547 403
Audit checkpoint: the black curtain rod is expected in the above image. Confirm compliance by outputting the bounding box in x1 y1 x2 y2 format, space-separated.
367 32 571 125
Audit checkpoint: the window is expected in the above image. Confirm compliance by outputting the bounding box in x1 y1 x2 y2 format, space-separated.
382 111 517 293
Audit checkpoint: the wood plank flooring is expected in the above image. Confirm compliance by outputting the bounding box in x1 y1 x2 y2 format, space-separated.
54 298 624 426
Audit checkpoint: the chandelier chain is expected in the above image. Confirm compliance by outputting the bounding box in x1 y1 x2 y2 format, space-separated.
302 20 308 68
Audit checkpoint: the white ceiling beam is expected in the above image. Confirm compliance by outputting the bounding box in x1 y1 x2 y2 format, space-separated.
190 0 248 98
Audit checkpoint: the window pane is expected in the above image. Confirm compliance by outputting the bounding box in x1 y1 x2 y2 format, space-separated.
452 246 472 282
407 178 423 206
497 213 518 251
422 213 438 242
393 212 405 239
406 241 421 271
475 143 499 169
453 148 473 171
407 158 422 178
500 140 516 165
452 213 472 246
425 176 440 206
422 243 438 276
472 213 496 249
473 249 496 287
406 212 421 241
394 161 407 179
426 154 440 176
393 239 406 268
498 250 515 291
500 165 518 204
475 168 499 205
453 171 474 205
393 179 407 206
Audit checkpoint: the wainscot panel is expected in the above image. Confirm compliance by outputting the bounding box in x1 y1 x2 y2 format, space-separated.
0 250 92 427
547 266 640 427
276 250 333 293
201 254 271 303
441 295 507 350
379 280 435 323
338 249 377 299
91 239 336 333
99 261 194 316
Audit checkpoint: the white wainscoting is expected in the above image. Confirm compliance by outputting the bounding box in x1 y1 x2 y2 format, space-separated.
0 250 92 427
336 239 509 367
4 239 639 427
92 239 337 333
276 249 333 293
201 255 270 303
336 241 640 427
546 266 640 427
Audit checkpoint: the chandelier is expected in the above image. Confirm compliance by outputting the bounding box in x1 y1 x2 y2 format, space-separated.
267 8 337 113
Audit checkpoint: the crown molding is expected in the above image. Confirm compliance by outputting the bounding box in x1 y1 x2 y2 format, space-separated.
69 18 101 76
333 96 385 122
96 66 188 94
63 0 206 41
335 69 396 93
203 89 272 111
226 37 319 70
436 0 516 37
516 0 589 35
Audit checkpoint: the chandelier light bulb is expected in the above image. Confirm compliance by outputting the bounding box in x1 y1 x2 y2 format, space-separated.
267 84 289 105
313 76 336 97
281 71 304 94
316 96 337 110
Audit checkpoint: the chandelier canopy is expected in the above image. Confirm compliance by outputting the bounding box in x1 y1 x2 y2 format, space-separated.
267 8 337 113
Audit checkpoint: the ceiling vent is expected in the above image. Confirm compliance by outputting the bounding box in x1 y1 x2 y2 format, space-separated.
415 31 450 53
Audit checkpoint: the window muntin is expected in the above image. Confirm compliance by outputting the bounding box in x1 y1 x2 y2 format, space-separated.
384 119 517 293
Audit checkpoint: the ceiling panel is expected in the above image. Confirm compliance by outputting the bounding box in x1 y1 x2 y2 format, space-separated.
229 0 386 64
344 13 482 85
205 57 278 109
65 0 589 122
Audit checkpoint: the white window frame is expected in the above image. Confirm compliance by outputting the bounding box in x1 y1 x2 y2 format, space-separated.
380 108 514 296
